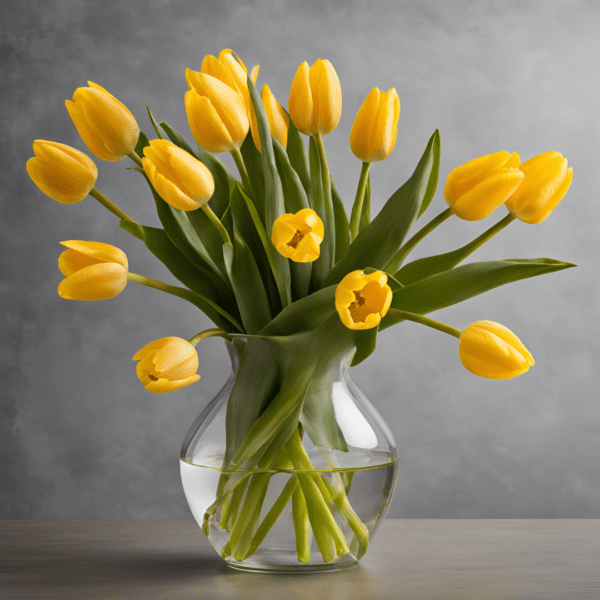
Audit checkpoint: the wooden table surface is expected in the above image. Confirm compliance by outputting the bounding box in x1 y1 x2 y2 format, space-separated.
1 519 599 599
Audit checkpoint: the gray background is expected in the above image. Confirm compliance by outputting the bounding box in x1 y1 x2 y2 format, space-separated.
1 0 599 519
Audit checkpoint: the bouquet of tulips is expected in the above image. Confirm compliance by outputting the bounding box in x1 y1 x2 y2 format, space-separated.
27 49 574 564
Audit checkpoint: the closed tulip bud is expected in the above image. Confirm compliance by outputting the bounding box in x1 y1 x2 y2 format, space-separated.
185 71 249 153
251 84 289 153
505 152 573 224
288 59 342 136
133 337 200 394
459 320 535 379
26 140 97 204
271 208 324 262
350 87 400 163
65 82 139 162
57 240 128 301
142 139 214 211
335 270 393 330
445 151 524 221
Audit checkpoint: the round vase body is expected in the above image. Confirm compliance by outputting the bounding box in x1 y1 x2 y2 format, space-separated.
180 341 398 573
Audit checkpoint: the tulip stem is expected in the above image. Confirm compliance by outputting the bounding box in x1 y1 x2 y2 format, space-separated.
386 308 462 338
89 187 136 223
201 203 232 245
385 207 453 273
313 133 335 274
463 212 517 255
188 328 230 347
126 273 244 333
350 162 371 240
230 147 255 199
128 152 144 168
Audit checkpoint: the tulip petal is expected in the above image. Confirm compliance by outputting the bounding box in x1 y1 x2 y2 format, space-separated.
185 90 235 154
144 374 201 394
143 158 200 211
58 262 128 301
167 145 214 205
133 337 181 361
66 99 117 162
289 62 313 135
350 88 381 163
445 151 513 205
153 338 197 373
310 59 342 135
520 167 573 224
27 155 94 204
159 353 199 381
370 89 399 162
59 240 128 268
262 84 289 149
451 168 524 221
58 248 103 276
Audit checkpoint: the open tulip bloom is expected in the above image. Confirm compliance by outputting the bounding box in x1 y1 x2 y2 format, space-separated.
28 50 576 566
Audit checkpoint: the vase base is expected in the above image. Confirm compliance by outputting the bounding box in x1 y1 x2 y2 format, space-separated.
225 553 358 574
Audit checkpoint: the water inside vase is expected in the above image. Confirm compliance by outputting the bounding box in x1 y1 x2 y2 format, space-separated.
180 449 398 569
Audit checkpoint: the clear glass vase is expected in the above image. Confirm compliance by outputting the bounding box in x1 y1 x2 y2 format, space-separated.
180 340 398 573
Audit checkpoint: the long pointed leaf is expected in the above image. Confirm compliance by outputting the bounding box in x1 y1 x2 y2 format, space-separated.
382 258 576 330
331 175 350 262
285 110 310 194
323 130 439 287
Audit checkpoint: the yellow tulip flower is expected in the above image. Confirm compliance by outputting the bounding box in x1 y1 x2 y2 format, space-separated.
459 320 535 379
271 208 324 263
185 71 249 153
335 270 393 330
288 59 342 136
505 151 573 224
133 337 201 394
445 151 524 221
142 139 215 211
57 240 128 301
26 140 97 204
251 84 289 152
65 82 139 162
350 87 400 163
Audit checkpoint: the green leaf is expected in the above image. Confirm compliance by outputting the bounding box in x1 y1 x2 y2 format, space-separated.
134 130 150 158
381 258 576 330
417 128 441 218
159 120 235 219
146 105 164 139
247 75 292 309
396 215 511 286
229 182 282 316
137 169 228 282
331 175 350 262
240 133 266 221
273 137 312 299
323 130 439 287
223 231 272 335
119 220 242 332
285 110 310 194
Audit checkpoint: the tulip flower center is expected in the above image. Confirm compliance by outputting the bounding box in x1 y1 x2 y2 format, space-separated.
348 282 387 324
147 373 158 381
287 230 306 249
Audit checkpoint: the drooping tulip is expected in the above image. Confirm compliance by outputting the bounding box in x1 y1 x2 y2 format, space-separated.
26 140 97 204
444 152 524 221
65 82 139 161
458 320 535 379
133 337 201 393
57 241 128 301
505 151 573 224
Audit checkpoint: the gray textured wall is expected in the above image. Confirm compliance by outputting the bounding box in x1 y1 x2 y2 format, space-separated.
2 0 599 519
